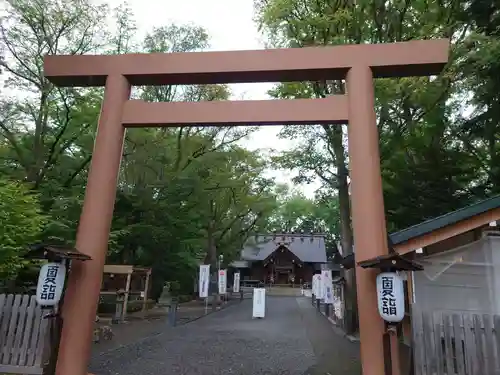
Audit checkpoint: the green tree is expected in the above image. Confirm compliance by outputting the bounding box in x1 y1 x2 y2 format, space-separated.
105 23 274 298
0 0 108 187
0 179 45 280
453 1 500 197
266 184 324 232
254 0 477 334
0 1 276 306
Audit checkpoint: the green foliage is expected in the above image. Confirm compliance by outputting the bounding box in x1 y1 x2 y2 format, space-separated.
0 0 279 296
0 179 45 280
266 184 330 233
264 184 340 255
255 0 500 236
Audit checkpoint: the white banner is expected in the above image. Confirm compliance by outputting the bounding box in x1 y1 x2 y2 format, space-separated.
319 273 327 301
314 274 323 299
199 264 210 298
322 270 334 304
252 288 266 318
313 274 320 297
218 269 227 294
233 272 240 293
36 262 66 306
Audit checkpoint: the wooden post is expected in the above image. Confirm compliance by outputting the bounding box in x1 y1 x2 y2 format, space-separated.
122 272 132 322
54 74 130 375
142 270 151 316
341 282 346 330
389 326 402 375
114 292 124 323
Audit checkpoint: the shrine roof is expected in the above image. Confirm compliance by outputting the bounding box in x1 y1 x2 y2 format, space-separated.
240 233 327 263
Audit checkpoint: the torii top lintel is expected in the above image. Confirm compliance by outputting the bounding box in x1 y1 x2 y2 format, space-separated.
44 39 450 87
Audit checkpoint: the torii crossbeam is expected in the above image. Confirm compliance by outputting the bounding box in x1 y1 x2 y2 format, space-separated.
44 38 449 375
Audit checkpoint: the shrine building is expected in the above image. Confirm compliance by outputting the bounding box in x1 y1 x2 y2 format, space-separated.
231 233 328 285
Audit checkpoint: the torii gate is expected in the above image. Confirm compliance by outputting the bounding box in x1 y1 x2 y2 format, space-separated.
44 38 449 375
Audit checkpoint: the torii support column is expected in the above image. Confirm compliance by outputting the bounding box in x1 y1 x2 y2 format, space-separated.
347 65 387 372
55 75 130 375
44 39 449 375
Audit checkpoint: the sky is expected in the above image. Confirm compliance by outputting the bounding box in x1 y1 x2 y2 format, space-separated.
96 0 321 198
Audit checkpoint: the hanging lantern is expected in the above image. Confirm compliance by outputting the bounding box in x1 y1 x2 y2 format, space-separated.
36 262 67 307
358 252 423 324
376 272 405 323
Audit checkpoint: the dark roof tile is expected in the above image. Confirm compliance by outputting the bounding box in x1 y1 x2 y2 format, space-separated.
389 195 500 245
241 233 327 263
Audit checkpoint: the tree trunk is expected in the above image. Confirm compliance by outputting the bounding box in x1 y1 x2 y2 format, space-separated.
204 216 220 310
331 126 358 335
204 218 217 266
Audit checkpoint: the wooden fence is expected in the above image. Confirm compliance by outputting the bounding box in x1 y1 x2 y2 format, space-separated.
413 311 500 375
0 294 52 374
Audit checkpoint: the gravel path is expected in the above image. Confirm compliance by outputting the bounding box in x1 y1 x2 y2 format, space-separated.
90 296 361 375
91 300 240 356
297 298 361 375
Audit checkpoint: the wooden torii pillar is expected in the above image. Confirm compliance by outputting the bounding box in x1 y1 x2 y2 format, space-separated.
44 39 449 375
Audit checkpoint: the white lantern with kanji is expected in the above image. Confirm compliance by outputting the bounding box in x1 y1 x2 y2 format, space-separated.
36 262 66 306
376 272 405 323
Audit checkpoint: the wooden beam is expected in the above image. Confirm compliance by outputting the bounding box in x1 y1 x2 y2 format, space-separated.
44 39 450 87
103 265 133 274
132 267 152 273
121 97 348 127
